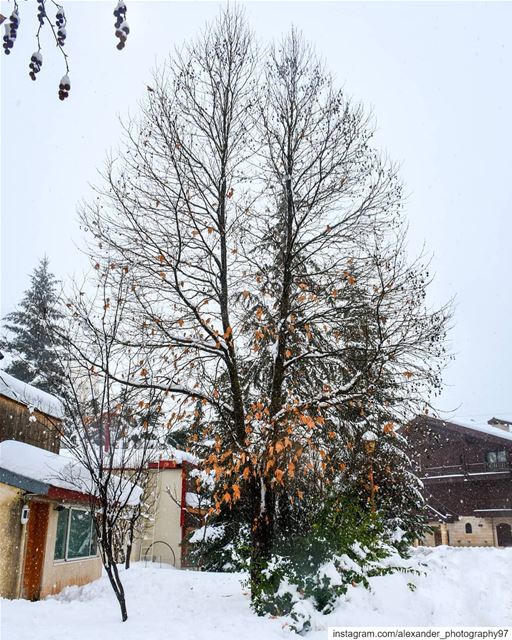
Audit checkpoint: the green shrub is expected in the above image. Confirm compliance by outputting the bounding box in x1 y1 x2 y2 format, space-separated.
251 497 415 634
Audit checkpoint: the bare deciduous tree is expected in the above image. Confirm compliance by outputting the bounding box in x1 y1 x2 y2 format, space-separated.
74 9 450 595
54 270 164 621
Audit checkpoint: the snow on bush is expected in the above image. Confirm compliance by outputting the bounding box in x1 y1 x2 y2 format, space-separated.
2 547 511 640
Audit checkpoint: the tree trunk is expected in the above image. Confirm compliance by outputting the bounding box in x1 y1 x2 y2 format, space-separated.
125 519 135 570
125 543 132 570
249 475 275 594
104 555 128 621
100 516 129 621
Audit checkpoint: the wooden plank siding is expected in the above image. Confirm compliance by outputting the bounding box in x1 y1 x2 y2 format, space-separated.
22 501 50 600
0 394 61 453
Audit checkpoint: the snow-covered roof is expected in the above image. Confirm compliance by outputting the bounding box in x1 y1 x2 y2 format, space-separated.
0 440 142 505
108 445 198 469
165 446 198 465
0 370 65 419
449 417 512 443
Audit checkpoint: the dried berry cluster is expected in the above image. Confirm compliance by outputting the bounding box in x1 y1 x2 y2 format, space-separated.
58 74 71 101
113 1 129 50
37 0 46 27
56 7 67 46
2 8 19 55
29 51 43 81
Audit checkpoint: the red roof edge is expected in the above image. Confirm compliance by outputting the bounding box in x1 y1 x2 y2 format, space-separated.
47 486 93 504
148 460 180 470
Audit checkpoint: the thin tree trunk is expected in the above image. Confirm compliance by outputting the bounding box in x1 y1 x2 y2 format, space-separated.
125 519 135 570
104 552 128 621
99 510 129 621
125 543 132 570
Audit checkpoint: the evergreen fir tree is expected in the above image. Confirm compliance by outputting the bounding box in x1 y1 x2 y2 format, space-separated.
0 257 66 397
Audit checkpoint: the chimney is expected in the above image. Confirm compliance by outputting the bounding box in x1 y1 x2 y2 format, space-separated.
488 417 512 433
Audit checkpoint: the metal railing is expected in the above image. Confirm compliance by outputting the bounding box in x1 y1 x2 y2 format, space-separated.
141 540 177 567
422 461 511 476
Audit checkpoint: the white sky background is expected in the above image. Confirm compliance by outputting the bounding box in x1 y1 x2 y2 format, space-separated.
1 1 511 419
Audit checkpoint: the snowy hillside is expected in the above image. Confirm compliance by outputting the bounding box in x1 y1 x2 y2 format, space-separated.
2 546 511 639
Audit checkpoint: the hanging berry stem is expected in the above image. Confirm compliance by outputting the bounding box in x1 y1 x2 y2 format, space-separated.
2 1 20 56
4 0 129 100
113 1 129 50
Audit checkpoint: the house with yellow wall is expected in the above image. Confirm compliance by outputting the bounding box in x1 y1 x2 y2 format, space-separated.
0 372 106 600
0 440 103 599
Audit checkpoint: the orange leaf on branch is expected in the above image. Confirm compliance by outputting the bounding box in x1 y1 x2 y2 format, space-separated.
299 414 315 429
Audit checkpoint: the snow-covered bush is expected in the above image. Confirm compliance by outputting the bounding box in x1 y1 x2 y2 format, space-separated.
187 516 252 572
251 499 416 634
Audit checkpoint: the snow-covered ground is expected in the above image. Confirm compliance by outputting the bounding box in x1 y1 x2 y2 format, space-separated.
2 546 511 639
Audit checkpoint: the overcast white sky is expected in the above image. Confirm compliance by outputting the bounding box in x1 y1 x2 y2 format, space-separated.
1 1 511 419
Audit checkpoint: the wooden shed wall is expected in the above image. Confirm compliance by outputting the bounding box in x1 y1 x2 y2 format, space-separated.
0 395 61 453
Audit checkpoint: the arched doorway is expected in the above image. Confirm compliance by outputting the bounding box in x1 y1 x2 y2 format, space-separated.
496 522 512 547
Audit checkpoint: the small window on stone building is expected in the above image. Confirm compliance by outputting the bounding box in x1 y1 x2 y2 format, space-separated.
465 522 472 534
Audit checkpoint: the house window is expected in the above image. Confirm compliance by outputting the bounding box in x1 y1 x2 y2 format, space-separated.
54 508 97 561
486 450 508 469
465 522 472 534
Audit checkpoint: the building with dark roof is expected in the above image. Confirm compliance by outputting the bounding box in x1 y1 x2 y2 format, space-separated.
406 415 512 547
